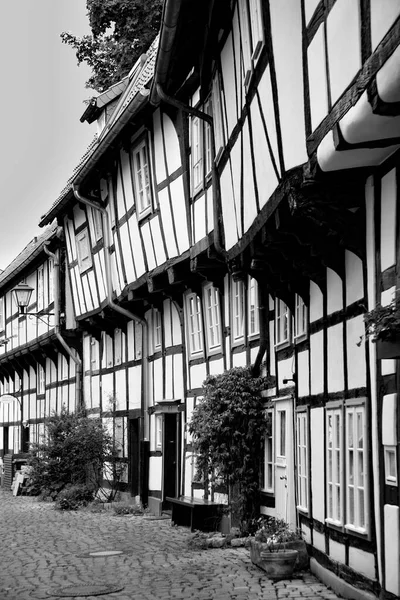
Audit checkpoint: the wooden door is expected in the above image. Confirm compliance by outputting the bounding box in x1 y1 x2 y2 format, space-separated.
274 398 296 527
128 419 140 497
163 414 179 502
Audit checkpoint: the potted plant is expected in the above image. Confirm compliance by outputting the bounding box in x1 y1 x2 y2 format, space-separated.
362 297 400 359
249 517 307 580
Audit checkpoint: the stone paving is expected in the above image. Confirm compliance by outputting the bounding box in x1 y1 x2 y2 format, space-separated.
0 489 342 600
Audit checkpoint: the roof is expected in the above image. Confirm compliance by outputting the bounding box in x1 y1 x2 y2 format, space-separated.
80 77 130 124
40 35 159 228
0 222 59 290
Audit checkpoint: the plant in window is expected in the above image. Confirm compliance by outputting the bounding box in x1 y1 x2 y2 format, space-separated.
189 366 272 535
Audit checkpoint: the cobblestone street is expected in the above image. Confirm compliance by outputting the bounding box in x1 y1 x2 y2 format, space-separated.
0 490 342 600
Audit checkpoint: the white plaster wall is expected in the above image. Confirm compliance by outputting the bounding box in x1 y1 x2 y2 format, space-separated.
327 323 344 392
206 186 214 234
329 540 346 564
310 331 324 395
220 33 237 137
158 188 179 259
327 268 343 314
301 523 311 544
269 0 307 170
163 114 181 175
346 315 367 389
189 362 207 390
232 351 247 368
326 0 361 105
384 504 400 596
209 358 224 376
165 354 173 400
128 366 141 410
171 304 182 345
231 139 242 237
257 65 281 178
313 530 326 553
345 252 364 306
128 214 146 278
150 216 166 266
308 26 329 131
120 149 134 210
153 359 163 402
348 547 376 580
170 178 190 254
310 407 325 522
149 456 162 491
277 356 295 389
380 168 397 271
243 119 258 233
115 370 126 410
304 0 320 24
141 222 156 271
309 281 323 322
297 350 310 398
194 195 207 244
382 394 397 445
152 110 166 183
376 46 400 103
172 354 184 400
220 166 239 250
371 0 400 50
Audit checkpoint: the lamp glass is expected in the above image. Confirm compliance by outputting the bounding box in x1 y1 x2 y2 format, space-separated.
12 283 34 310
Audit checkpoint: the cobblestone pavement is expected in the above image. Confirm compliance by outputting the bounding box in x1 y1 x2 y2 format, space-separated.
0 490 342 600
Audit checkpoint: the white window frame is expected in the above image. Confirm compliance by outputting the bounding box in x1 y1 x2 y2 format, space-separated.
277 409 287 464
132 138 152 217
275 299 290 347
294 294 307 340
385 446 398 486
48 259 54 304
249 0 265 63
212 74 225 159
153 309 162 352
191 116 203 192
204 99 213 177
204 284 221 353
186 293 204 357
37 365 45 395
232 279 245 343
0 297 4 330
296 411 309 512
238 0 253 86
262 408 274 493
37 266 44 311
76 229 92 273
326 406 343 526
345 404 368 534
155 415 163 449
248 277 260 337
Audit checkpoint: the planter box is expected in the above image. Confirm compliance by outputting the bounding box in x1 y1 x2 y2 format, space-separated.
376 337 400 360
249 538 309 571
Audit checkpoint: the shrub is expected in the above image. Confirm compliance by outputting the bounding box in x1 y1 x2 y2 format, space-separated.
55 484 95 511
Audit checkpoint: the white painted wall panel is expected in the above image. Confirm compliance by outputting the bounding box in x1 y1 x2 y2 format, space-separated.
243 120 258 233
208 358 224 376
171 303 182 345
127 214 146 278
206 186 214 234
165 354 173 399
380 168 397 271
313 530 326 553
149 456 162 491
371 0 400 50
128 366 142 410
115 370 126 410
232 7 244 112
346 316 367 390
232 352 246 367
220 33 237 137
81 274 94 313
327 0 361 104
94 253 107 303
310 330 324 395
327 323 344 392
163 114 181 175
158 188 178 258
257 65 281 178
115 167 126 219
329 540 346 564
120 149 135 211
73 205 86 230
304 0 320 24
269 0 307 170
75 267 86 315
163 300 172 348
310 407 325 522
384 504 400 596
382 394 397 445
297 350 310 398
87 269 98 309
170 178 189 254
119 222 135 283
153 358 163 402
152 110 166 183
250 94 279 208
173 354 184 400
326 268 343 314
230 140 242 238
220 165 239 250
308 26 329 131
348 548 376 580
345 251 364 305
189 362 207 390
141 222 156 271
150 218 166 265
194 195 207 244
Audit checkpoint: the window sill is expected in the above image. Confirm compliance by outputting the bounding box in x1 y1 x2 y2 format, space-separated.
294 333 308 344
345 524 368 537
275 340 291 352
137 207 152 222
296 505 309 515
325 518 343 530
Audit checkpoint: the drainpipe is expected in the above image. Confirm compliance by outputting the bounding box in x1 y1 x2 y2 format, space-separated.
73 186 149 495
251 282 269 377
152 84 226 257
43 243 83 410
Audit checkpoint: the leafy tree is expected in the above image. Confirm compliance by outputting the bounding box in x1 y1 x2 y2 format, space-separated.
26 408 113 500
189 367 271 534
61 0 163 92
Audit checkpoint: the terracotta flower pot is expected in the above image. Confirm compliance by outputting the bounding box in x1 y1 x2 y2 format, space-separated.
249 538 308 571
258 549 298 580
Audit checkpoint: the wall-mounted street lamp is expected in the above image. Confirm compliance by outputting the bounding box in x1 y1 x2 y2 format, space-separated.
12 283 54 321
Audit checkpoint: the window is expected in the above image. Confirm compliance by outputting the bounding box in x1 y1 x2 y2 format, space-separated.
0 297 4 330
346 405 367 533
262 409 274 493
191 101 213 193
204 100 213 176
76 229 92 273
238 0 265 85
91 208 103 241
186 293 203 356
232 279 245 342
48 259 54 304
278 410 287 459
326 407 343 525
296 412 309 511
249 0 265 62
156 415 162 449
294 294 307 339
132 139 152 216
37 365 45 395
153 309 162 352
37 266 44 311
248 278 260 336
212 74 225 158
204 284 221 352
385 447 398 486
275 299 290 346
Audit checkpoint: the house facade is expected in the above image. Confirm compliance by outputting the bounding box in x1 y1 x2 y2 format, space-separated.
0 1 398 598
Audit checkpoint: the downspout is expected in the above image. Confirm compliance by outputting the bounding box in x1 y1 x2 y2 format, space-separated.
152 84 226 257
251 281 269 377
43 243 83 410
72 186 149 494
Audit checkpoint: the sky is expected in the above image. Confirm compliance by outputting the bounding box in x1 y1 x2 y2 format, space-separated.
0 1 96 270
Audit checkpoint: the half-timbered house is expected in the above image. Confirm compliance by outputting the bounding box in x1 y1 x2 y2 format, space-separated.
28 1 400 598
0 223 81 487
